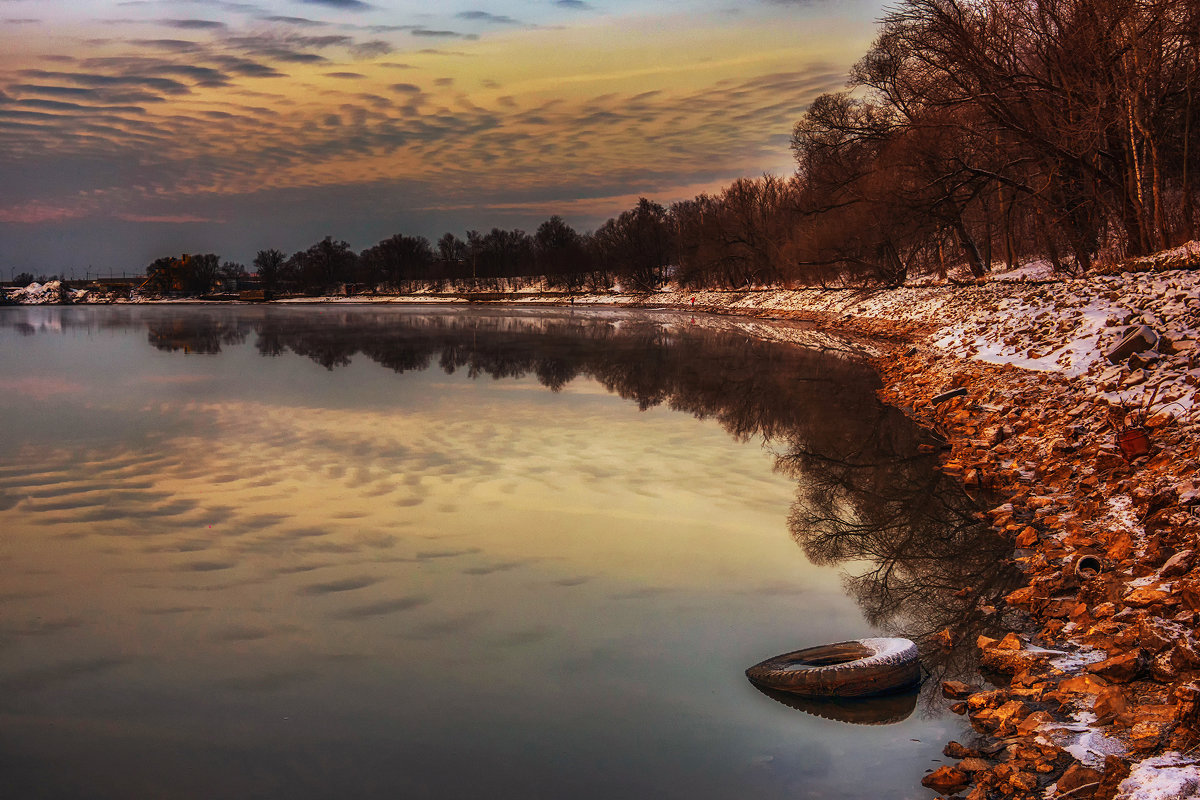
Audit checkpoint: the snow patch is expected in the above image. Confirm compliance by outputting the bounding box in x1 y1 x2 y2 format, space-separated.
1116 753 1200 799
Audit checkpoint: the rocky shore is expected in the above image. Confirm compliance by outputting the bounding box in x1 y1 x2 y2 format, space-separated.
7 253 1199 798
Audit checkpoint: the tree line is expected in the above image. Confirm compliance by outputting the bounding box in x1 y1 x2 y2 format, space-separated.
143 0 1200 295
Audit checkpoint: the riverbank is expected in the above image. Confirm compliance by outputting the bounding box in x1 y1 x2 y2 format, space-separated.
6 256 1199 798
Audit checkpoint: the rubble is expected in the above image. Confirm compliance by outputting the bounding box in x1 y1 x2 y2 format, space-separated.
861 264 1200 798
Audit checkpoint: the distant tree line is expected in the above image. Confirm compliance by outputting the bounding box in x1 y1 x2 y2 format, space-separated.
140 0 1199 294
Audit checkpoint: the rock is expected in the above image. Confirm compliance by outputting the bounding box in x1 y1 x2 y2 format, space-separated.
1093 685 1127 724
967 689 1008 711
1124 585 1175 608
958 757 992 772
1095 754 1131 800
1159 549 1194 578
1129 720 1169 751
997 632 1024 650
1088 649 1147 683
973 700 1029 736
1058 674 1110 694
1017 710 1054 735
980 645 1049 675
1151 650 1180 681
944 740 980 759
1016 525 1040 547
1129 350 1161 370
922 765 970 794
942 680 976 700
1138 617 1176 653
1057 763 1103 796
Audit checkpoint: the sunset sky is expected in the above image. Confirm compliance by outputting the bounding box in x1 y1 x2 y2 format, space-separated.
0 0 885 274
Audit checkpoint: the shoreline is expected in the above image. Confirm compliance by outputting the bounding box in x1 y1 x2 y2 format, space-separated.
7 268 1200 798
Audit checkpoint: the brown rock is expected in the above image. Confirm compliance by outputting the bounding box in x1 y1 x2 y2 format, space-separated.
1132 704 1177 723
1159 549 1194 578
1006 585 1040 607
1016 525 1039 547
1124 585 1176 608
1095 755 1131 800
958 757 992 773
1139 617 1175 653
1093 686 1127 724
942 680 976 700
967 689 1008 711
1088 649 1147 683
1151 650 1180 681
944 740 980 759
1129 720 1169 752
1057 763 1103 796
1058 674 1110 694
1107 533 1135 562
1008 770 1038 792
990 700 1030 736
922 765 970 794
997 632 1024 650
1017 710 1054 736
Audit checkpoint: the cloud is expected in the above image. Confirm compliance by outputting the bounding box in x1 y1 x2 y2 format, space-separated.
456 11 520 25
260 15 327 26
411 29 478 40
554 0 594 8
349 39 391 58
324 71 364 79
296 0 373 9
331 595 430 619
158 18 227 29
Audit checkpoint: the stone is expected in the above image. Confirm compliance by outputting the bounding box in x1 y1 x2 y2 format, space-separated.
997 632 1024 650
1057 762 1103 796
958 757 992 773
1058 674 1110 694
1093 686 1127 724
942 680 975 700
1095 755 1131 800
921 765 970 794
980 645 1048 675
1017 710 1054 736
944 740 980 759
967 689 1008 711
1016 525 1040 547
1129 720 1169 751
1159 549 1194 578
1088 649 1147 683
1124 585 1175 608
1138 617 1176 653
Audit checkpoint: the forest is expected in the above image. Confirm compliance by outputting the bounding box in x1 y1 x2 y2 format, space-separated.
139 0 1200 296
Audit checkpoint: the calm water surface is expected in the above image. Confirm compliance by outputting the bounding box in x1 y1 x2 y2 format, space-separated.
0 306 1012 799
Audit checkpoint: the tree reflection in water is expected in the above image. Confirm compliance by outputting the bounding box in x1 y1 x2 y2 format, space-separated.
9 306 1021 710
777 397 1025 705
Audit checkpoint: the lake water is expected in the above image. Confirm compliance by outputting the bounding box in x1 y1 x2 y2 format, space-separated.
0 305 1011 799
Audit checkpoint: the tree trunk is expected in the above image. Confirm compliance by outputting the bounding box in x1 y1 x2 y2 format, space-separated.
952 216 986 279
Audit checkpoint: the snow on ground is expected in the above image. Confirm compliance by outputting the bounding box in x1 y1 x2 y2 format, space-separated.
1040 710 1128 768
1115 753 1200 799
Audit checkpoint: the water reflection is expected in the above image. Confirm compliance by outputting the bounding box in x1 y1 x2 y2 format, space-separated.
751 684 920 725
0 305 995 798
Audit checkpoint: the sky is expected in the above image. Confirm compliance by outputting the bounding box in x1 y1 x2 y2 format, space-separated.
0 0 886 274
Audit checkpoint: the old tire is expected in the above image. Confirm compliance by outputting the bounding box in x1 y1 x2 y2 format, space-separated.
745 637 920 698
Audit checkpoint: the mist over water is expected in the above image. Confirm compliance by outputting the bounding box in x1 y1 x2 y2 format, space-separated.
0 306 1002 799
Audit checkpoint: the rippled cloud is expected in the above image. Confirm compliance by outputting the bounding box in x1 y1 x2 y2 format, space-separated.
0 0 882 268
